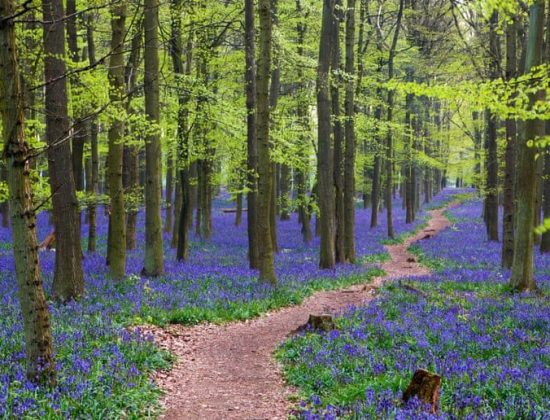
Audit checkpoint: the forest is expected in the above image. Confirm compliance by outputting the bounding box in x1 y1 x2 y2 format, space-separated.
0 0 548 418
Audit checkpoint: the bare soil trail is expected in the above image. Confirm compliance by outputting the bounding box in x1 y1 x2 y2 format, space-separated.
145 205 455 420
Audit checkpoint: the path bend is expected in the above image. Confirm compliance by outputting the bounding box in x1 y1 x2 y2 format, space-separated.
144 205 454 420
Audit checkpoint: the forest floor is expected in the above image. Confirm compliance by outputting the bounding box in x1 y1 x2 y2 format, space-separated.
143 205 455 419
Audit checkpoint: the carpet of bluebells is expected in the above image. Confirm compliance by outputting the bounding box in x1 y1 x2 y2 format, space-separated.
278 191 550 419
0 191 438 418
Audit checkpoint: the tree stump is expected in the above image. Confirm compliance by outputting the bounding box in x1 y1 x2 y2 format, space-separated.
291 314 336 335
402 369 441 414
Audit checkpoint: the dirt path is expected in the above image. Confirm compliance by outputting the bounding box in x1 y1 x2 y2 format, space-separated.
144 205 454 420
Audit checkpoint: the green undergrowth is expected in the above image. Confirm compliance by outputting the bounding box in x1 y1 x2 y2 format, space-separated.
130 268 384 327
276 280 550 418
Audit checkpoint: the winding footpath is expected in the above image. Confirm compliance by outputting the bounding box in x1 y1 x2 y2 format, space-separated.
145 205 455 419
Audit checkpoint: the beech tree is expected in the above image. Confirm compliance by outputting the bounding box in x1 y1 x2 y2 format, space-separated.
143 0 164 276
0 0 55 383
42 0 84 301
510 0 546 292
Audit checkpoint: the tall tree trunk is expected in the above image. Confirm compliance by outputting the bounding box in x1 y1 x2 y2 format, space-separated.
318 0 336 268
256 0 276 283
295 0 311 243
502 16 518 267
106 3 127 279
143 0 164 276
269 0 280 251
245 0 259 269
370 95 382 228
86 14 98 253
170 0 193 261
42 0 84 301
0 0 56 383
484 11 500 242
541 5 550 253
385 0 404 240
510 0 545 292
405 69 415 224
343 0 356 262
66 0 85 192
332 1 345 263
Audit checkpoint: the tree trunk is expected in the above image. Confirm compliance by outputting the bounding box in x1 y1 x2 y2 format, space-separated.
343 0 356 263
510 0 545 292
484 11 500 242
106 3 127 279
67 0 85 192
296 0 311 244
143 0 164 276
86 14 98 253
502 16 518 267
170 0 193 261
317 0 336 268
42 0 84 301
332 2 345 263
384 0 404 240
256 0 276 283
0 0 56 383
245 0 259 269
165 154 174 233
370 97 382 229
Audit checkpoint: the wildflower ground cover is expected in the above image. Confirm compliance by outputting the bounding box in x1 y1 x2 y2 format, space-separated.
0 192 440 418
277 192 549 419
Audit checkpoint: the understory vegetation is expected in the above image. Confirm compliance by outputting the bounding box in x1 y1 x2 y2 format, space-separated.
0 192 442 418
277 195 549 419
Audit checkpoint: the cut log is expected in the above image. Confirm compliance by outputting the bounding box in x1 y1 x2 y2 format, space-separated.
402 369 441 414
39 231 56 251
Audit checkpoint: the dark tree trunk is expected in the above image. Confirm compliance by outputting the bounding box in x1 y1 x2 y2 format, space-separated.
42 0 84 301
0 0 56 383
257 0 276 283
484 11 500 242
343 0 356 263
331 1 345 263
510 0 545 292
170 0 193 261
502 17 518 267
165 154 174 233
106 3 127 279
384 0 404 239
67 0 85 192
245 0 259 269
317 0 336 268
143 0 164 276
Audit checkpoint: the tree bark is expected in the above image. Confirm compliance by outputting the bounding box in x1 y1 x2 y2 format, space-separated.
331 1 345 263
86 14 98 253
502 16 518 267
0 0 56 383
510 0 545 292
245 0 259 269
384 0 404 240
484 11 500 242
143 0 164 276
343 0 356 262
42 0 84 301
257 0 276 283
317 0 336 268
106 3 127 279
